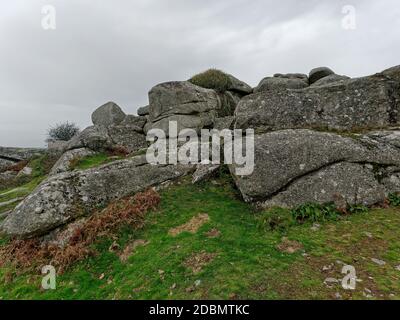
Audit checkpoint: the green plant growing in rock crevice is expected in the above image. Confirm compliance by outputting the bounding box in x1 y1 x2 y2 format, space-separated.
189 69 232 92
388 193 400 207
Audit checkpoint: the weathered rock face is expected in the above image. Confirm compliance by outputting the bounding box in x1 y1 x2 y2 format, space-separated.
107 124 147 152
137 105 150 116
310 74 350 87
149 81 220 121
145 81 223 135
91 102 126 127
0 156 194 238
67 126 114 151
50 148 95 176
309 67 335 84
225 74 253 95
235 74 400 132
254 76 309 93
0 147 45 163
255 73 309 93
67 121 147 154
229 129 400 208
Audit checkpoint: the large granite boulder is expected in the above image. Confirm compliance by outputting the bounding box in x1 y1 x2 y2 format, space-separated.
67 126 114 151
254 75 309 93
148 81 220 121
67 120 147 154
310 74 350 87
137 105 150 116
235 73 400 132
145 81 229 135
229 129 400 208
91 101 126 127
0 156 194 238
225 73 253 95
309 67 335 84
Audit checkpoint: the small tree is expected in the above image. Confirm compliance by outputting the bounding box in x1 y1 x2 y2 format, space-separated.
47 121 80 142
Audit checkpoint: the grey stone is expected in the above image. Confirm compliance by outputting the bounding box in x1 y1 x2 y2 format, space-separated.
229 129 400 207
50 148 95 175
144 114 214 136
137 105 150 116
371 258 386 266
148 81 220 122
254 76 308 93
0 147 45 162
310 74 350 87
235 74 400 132
0 155 194 238
381 65 400 83
67 126 114 151
47 140 69 153
121 115 147 132
225 74 253 95
309 67 335 84
262 162 385 208
213 116 235 130
107 125 147 152
192 164 220 184
91 101 126 127
274 73 309 82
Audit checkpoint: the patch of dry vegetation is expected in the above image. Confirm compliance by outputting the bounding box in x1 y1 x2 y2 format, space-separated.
0 189 160 273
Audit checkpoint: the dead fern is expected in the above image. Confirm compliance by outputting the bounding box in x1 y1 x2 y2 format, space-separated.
0 189 161 273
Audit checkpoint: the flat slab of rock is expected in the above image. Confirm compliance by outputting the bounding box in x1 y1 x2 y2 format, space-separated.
50 148 95 175
235 73 400 132
254 75 309 93
0 156 194 238
229 129 400 207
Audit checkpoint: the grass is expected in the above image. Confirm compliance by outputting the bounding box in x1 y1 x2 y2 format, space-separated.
0 175 400 300
69 153 125 171
189 69 232 92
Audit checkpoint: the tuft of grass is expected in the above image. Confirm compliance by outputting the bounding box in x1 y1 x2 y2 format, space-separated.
189 69 232 92
69 153 113 170
257 207 294 232
291 203 340 223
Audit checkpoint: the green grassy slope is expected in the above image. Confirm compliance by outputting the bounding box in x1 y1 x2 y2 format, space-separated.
0 175 399 300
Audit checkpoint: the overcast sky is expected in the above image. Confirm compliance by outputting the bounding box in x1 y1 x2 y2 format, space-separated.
0 0 399 147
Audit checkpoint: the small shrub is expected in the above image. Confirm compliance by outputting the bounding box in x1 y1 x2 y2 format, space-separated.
257 207 293 232
189 69 232 92
47 122 80 142
291 203 340 223
388 193 400 207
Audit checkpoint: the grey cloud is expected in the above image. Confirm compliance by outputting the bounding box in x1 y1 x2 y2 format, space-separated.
0 0 399 147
